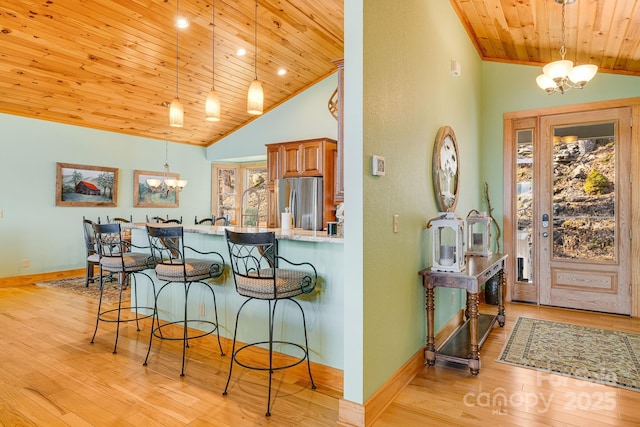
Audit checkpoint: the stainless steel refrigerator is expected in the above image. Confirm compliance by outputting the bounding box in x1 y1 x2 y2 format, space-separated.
275 177 323 230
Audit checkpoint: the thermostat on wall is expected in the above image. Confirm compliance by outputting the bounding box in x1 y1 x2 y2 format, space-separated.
372 155 385 176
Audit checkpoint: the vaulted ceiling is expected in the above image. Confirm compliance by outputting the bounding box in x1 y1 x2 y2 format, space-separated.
1 1 639 148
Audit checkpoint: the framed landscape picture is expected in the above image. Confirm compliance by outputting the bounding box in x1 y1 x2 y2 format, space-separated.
134 169 180 208
56 162 118 207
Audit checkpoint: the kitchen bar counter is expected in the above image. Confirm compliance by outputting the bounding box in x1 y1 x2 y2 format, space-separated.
128 224 344 371
128 223 343 244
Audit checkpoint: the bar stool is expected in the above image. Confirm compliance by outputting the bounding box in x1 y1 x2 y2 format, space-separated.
90 222 157 354
223 230 317 416
144 224 225 376
82 217 100 288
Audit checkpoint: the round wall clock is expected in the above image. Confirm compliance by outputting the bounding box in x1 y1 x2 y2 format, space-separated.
432 126 459 212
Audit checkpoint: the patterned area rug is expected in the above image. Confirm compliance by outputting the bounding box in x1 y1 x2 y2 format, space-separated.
35 277 129 305
498 316 640 392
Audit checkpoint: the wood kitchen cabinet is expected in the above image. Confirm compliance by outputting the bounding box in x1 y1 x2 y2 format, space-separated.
266 137 337 228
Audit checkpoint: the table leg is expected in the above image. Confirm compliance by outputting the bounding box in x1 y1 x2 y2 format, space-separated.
425 285 436 366
468 292 480 375
497 269 506 327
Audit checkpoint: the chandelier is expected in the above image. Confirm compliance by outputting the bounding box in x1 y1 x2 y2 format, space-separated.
147 105 188 195
536 0 597 94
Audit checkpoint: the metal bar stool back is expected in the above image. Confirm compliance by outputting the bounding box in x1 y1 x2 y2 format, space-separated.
82 217 100 288
144 225 225 376
195 215 229 226
223 230 317 416
90 222 157 353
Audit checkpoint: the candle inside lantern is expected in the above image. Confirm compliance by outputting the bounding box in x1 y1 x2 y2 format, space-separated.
440 245 455 266
472 232 483 250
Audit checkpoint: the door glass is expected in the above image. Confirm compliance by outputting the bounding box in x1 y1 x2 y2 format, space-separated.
242 167 267 226
516 129 533 282
552 122 616 261
217 167 237 222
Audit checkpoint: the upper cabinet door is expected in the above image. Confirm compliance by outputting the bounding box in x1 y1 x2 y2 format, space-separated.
282 143 302 177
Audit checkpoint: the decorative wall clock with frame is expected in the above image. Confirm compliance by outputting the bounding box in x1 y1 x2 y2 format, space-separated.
432 126 459 212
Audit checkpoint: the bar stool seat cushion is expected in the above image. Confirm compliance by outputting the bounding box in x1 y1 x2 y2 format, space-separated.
155 258 223 282
100 252 153 273
237 269 314 299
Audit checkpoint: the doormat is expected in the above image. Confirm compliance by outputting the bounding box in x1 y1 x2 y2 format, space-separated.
498 316 640 392
35 277 129 305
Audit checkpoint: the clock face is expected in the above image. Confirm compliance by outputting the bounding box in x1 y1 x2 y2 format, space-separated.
432 126 459 212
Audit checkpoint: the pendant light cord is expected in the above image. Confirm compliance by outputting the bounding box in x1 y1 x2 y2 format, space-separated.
560 1 566 60
253 0 258 80
175 0 180 98
211 0 215 88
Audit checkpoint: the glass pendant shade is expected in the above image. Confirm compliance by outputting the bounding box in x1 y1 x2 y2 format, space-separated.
247 79 264 115
542 59 573 81
205 88 221 121
169 97 184 127
568 64 598 85
146 178 162 188
536 74 557 91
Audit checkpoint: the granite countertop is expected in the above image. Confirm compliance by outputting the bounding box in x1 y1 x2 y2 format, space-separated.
127 223 343 244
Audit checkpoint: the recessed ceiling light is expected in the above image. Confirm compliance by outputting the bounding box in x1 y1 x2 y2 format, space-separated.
277 68 287 76
236 48 247 56
175 16 189 29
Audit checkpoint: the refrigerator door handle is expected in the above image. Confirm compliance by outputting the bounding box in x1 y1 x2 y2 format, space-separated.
289 187 297 227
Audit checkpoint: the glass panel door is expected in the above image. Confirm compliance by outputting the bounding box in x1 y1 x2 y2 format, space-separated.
539 108 631 314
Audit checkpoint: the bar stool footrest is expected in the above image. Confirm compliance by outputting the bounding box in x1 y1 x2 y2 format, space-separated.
97 306 155 323
152 319 220 341
233 340 308 372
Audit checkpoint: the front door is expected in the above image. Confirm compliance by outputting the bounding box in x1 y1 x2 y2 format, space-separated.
538 108 631 314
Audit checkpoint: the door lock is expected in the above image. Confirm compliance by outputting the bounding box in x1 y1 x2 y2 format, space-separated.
542 213 549 228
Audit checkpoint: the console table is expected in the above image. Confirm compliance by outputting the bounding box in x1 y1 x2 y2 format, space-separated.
419 253 507 375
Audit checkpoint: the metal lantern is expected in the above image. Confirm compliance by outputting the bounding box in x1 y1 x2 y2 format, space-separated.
466 210 492 257
427 212 466 272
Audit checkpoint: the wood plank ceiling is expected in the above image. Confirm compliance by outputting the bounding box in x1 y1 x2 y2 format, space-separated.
0 0 344 147
451 0 640 76
1 1 639 148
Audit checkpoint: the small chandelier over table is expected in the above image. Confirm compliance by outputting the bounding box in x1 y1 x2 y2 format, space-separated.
147 104 187 195
536 0 597 94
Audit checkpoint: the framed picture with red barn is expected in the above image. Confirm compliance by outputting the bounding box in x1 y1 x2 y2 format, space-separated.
56 162 119 207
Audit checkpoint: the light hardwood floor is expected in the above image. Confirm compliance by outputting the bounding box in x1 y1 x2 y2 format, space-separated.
1 281 639 426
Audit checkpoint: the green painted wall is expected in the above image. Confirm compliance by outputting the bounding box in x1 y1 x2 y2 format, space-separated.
347 0 484 403
0 115 211 276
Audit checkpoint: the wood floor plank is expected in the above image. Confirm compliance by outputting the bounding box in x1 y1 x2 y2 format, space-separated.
2 283 640 426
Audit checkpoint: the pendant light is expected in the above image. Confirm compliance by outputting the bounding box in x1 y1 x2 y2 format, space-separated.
147 104 188 193
536 0 597 94
247 0 263 115
169 0 184 127
205 0 221 121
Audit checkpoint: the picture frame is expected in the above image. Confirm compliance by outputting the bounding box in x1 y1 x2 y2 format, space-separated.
133 169 180 208
372 155 386 176
56 162 118 207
